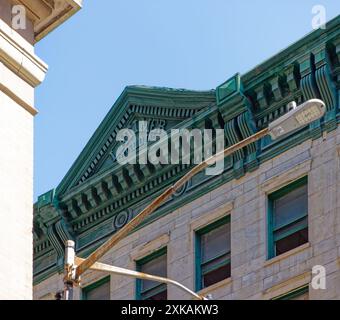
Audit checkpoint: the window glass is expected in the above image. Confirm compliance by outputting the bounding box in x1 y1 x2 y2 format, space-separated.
140 254 167 292
274 185 308 229
268 177 308 259
275 228 308 256
83 277 110 300
201 223 230 262
137 249 167 300
196 217 231 290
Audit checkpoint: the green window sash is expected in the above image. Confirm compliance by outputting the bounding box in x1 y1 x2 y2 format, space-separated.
273 216 308 242
273 210 307 231
140 283 167 300
200 249 230 265
267 176 308 259
195 216 231 291
201 256 230 276
136 247 167 300
273 285 309 300
81 276 110 300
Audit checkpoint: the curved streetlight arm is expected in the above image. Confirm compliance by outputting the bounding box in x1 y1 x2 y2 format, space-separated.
81 259 207 300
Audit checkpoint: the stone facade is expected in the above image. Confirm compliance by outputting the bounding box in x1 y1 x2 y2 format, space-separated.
0 0 81 300
33 15 340 300
0 89 34 299
34 126 340 299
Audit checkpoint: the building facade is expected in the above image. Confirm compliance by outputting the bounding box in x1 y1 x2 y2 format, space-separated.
33 15 340 300
0 0 82 299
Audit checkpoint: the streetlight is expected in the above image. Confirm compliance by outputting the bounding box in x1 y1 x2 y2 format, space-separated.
63 99 325 300
268 99 326 139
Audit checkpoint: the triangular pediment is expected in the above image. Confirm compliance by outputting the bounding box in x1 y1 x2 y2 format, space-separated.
56 85 215 197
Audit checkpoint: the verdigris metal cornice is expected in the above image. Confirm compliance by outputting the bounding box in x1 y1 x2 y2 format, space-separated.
50 104 224 241
33 15 340 284
55 86 216 197
241 15 340 86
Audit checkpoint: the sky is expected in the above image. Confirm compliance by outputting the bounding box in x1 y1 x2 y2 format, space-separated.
34 0 339 200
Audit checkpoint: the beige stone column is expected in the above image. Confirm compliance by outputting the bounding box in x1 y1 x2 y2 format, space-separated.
0 0 81 300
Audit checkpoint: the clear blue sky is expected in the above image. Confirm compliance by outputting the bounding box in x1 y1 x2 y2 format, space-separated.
34 0 339 199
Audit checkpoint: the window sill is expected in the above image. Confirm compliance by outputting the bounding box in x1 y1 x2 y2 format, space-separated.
264 242 311 267
197 277 232 297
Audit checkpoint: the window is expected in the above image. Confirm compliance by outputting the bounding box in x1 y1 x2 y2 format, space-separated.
136 247 167 300
82 276 110 300
268 176 308 259
195 216 231 291
273 285 309 300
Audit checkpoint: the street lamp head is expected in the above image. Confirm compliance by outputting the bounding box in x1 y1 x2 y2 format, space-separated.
268 99 326 140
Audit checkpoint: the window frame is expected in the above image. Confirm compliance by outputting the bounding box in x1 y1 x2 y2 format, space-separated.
272 285 309 300
267 176 308 259
195 215 231 291
81 276 111 300
135 247 167 300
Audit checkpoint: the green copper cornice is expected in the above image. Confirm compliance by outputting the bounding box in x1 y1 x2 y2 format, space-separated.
33 15 340 285
241 15 340 86
55 86 216 197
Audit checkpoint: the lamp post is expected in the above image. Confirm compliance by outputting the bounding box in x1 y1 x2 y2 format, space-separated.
63 99 325 300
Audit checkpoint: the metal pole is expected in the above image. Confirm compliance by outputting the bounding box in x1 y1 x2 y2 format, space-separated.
64 240 76 300
64 282 74 301
76 128 269 278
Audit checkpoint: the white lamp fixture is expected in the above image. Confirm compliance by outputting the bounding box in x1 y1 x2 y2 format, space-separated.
268 99 326 140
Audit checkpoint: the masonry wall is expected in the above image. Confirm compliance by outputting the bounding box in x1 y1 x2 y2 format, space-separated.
0 92 34 299
0 1 47 299
33 125 340 300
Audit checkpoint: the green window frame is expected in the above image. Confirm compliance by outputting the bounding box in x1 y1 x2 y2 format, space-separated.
272 285 309 300
195 216 231 291
267 176 308 259
82 276 110 300
136 247 167 300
